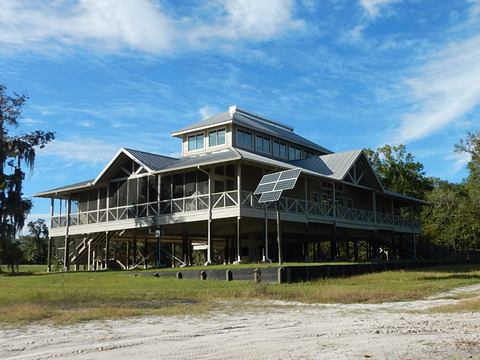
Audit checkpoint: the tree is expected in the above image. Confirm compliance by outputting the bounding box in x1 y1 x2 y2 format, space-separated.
0 85 55 272
19 219 49 263
365 144 433 199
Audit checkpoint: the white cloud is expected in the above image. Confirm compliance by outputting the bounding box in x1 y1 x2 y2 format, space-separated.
392 34 480 144
198 105 220 119
0 0 303 54
446 152 471 174
470 0 480 19
360 0 400 17
79 120 94 128
41 138 118 163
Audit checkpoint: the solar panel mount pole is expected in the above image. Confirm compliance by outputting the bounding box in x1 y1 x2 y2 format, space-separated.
276 202 282 265
262 204 271 263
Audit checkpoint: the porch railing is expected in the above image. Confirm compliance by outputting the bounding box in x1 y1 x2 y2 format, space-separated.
51 190 239 229
51 190 418 230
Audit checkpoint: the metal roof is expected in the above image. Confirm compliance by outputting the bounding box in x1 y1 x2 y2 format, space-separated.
34 179 94 198
291 150 370 180
156 148 241 173
35 146 422 204
171 106 332 154
124 148 178 171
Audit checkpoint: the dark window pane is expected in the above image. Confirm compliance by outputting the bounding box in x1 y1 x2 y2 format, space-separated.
196 134 204 149
226 179 235 191
188 136 196 151
99 188 107 209
148 176 158 203
173 174 184 198
256 135 263 152
217 129 225 145
118 180 128 207
138 177 147 204
214 180 224 192
209 131 217 147
289 146 295 160
215 166 224 176
127 178 137 206
197 171 209 194
88 190 98 211
226 164 235 177
245 132 252 147
160 176 172 200
264 138 271 153
79 191 88 212
108 182 118 208
184 172 196 197
236 130 244 146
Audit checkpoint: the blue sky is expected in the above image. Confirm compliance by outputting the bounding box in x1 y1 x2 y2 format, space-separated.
1 0 480 224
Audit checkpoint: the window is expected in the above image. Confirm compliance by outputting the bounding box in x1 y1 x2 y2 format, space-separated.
209 129 226 147
188 133 204 151
255 135 271 153
288 145 302 160
236 129 253 148
273 141 287 158
310 191 321 203
304 150 317 159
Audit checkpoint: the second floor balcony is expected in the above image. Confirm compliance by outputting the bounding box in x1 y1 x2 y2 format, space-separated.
50 190 419 234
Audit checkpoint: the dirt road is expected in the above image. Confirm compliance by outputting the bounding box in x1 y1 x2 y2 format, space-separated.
1 285 480 360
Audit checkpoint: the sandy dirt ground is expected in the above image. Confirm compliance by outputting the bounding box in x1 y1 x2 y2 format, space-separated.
1 284 480 360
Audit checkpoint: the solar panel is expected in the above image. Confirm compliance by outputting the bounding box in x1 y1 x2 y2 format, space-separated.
258 172 281 185
255 168 302 203
258 190 282 203
279 168 302 181
274 178 298 191
254 182 276 195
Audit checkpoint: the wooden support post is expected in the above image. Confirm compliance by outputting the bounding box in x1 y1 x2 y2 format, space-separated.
182 231 188 265
143 238 148 269
47 237 52 272
104 231 110 270
87 240 91 270
331 224 337 260
133 236 137 265
47 198 54 273
353 238 359 261
235 216 242 263
171 242 175 268
205 166 213 265
345 230 350 260
126 240 130 269
63 197 71 272
223 238 228 265
156 231 161 268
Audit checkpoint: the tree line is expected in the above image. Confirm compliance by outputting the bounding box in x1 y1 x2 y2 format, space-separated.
0 83 479 272
366 139 480 259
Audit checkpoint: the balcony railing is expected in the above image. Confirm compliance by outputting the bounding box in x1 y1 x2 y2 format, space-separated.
51 190 418 230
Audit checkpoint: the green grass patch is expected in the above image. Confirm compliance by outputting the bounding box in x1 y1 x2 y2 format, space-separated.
1 264 479 325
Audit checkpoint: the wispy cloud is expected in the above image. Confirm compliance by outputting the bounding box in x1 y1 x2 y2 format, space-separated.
392 34 480 144
0 0 304 55
446 152 471 174
41 138 118 163
359 0 401 18
198 105 220 119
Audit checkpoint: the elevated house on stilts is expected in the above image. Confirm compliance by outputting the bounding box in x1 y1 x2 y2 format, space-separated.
35 106 423 271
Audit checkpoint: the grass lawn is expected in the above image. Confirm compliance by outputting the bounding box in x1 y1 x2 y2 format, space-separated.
1 264 479 325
